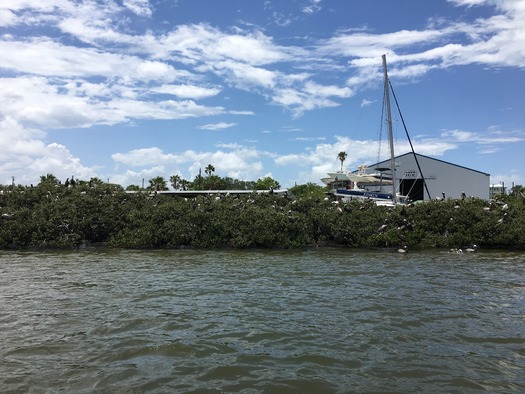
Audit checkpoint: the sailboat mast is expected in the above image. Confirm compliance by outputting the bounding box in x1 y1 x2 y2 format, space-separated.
382 54 397 204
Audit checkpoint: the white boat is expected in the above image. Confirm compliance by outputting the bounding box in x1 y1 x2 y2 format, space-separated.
323 55 410 206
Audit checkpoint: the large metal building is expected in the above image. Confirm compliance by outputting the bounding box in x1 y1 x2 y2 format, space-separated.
372 152 490 201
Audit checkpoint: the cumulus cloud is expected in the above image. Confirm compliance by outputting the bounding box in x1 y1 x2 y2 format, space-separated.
0 116 98 185
110 144 265 186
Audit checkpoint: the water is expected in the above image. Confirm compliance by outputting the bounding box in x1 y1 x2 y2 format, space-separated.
1 249 524 393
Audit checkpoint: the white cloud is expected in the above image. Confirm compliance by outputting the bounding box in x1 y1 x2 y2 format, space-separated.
273 133 459 185
441 129 524 144
320 30 444 60
316 0 525 84
133 60 181 82
0 9 17 26
0 76 226 129
303 81 352 98
112 147 179 167
213 60 277 89
228 110 255 116
272 12 292 27
0 77 105 128
123 0 152 17
110 144 265 186
158 24 289 66
0 39 190 82
272 88 341 117
0 116 46 159
294 137 326 142
361 99 375 107
0 116 98 185
110 166 167 187
302 0 322 14
447 0 489 7
151 84 221 99
199 122 237 130
58 16 131 45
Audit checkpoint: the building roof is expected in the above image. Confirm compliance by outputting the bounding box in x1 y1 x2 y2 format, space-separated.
372 152 490 177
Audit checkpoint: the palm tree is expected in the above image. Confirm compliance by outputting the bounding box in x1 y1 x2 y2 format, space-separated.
88 177 104 188
204 164 215 177
180 179 190 191
39 173 59 185
148 176 168 192
170 174 181 190
337 151 347 172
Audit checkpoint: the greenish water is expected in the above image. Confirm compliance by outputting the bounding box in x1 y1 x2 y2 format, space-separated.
1 249 524 393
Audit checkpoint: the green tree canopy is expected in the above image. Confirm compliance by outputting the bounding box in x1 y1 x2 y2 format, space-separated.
1 176 525 250
289 182 327 199
255 177 280 190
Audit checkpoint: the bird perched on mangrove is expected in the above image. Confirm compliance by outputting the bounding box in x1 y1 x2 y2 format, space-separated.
497 213 508 225
377 220 388 234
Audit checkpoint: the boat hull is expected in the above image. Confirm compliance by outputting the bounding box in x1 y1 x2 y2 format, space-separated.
334 188 393 201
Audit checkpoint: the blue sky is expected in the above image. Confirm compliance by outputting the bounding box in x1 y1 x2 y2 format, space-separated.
1 0 524 189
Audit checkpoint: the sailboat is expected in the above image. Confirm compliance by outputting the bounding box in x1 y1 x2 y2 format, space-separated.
322 55 410 206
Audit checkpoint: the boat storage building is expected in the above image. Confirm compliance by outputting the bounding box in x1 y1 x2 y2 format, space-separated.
372 152 490 201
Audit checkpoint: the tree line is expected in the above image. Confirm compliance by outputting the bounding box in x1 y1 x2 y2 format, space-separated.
127 165 280 192
0 173 523 250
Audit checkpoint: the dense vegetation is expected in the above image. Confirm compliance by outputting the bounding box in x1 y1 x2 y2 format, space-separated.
0 175 523 250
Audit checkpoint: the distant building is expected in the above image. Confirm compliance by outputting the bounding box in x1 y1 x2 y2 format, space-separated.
371 153 490 201
323 153 491 202
489 183 507 199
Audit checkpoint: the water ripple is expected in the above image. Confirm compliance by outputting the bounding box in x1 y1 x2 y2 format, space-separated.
1 249 524 392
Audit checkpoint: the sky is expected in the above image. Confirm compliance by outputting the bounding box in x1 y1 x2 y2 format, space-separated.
1 0 524 189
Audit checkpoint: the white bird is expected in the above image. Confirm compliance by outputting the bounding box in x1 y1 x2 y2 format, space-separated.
464 245 478 253
497 213 508 225
377 223 388 233
398 246 408 253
